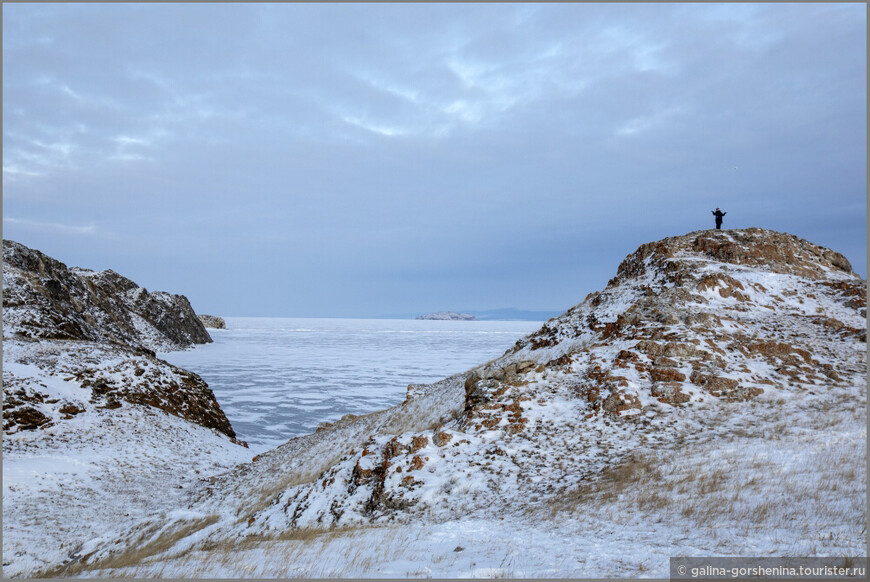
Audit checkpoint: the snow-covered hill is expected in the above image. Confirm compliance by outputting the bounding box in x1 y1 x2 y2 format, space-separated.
5 229 866 578
2 240 249 578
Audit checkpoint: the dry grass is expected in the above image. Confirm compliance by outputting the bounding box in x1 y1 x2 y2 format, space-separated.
68 519 550 579
550 451 669 513
69 522 398 578
48 374 865 578
43 514 221 578
549 384 866 553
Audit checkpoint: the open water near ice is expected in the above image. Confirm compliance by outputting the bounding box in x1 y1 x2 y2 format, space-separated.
159 317 542 452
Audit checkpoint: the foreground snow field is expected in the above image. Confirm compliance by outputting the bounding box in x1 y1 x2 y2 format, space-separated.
70 384 866 578
3 229 866 578
1 344 251 578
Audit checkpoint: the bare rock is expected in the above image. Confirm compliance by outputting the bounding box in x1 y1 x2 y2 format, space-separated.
603 391 641 415
4 406 53 432
650 367 687 383
3 239 211 352
651 382 691 404
411 435 429 452
434 430 453 447
198 314 226 329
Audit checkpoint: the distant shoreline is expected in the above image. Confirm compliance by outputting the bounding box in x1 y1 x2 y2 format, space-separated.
380 308 563 321
177 315 553 323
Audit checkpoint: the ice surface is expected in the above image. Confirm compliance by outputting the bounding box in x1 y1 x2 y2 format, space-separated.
159 317 542 452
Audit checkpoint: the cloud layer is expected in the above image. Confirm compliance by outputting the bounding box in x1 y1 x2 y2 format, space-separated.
3 3 866 316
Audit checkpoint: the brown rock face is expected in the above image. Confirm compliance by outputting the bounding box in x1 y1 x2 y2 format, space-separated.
434 431 453 446
603 391 642 415
59 403 85 419
690 229 852 278
351 461 375 486
2 240 242 443
102 362 237 439
697 274 749 300
3 239 212 351
411 435 429 452
649 367 687 383
651 383 691 404
741 341 814 367
4 406 53 432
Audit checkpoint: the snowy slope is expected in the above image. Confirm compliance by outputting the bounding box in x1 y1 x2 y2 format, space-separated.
8 229 866 578
2 241 249 578
1 339 252 578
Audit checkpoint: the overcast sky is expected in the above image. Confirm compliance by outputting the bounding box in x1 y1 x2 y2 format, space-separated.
3 3 866 318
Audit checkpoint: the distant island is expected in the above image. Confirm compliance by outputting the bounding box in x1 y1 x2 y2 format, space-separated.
381 307 563 321
416 311 476 321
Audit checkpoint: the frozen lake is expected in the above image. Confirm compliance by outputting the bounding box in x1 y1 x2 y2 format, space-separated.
159 317 543 452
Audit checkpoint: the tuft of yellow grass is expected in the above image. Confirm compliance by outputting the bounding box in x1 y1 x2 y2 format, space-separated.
549 385 866 557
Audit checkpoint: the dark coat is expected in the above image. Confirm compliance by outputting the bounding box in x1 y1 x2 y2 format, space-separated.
712 210 726 221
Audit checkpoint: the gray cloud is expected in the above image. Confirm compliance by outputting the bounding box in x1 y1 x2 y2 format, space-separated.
3 3 865 317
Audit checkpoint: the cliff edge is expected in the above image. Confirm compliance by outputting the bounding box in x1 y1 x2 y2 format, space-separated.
3 239 212 352
2 239 236 438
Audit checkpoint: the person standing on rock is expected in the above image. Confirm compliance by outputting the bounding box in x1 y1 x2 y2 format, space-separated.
712 208 726 229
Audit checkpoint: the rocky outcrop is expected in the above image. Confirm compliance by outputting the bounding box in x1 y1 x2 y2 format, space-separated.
2 340 240 441
2 240 240 442
198 314 226 329
509 229 864 406
608 227 853 289
3 240 212 352
416 311 476 321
